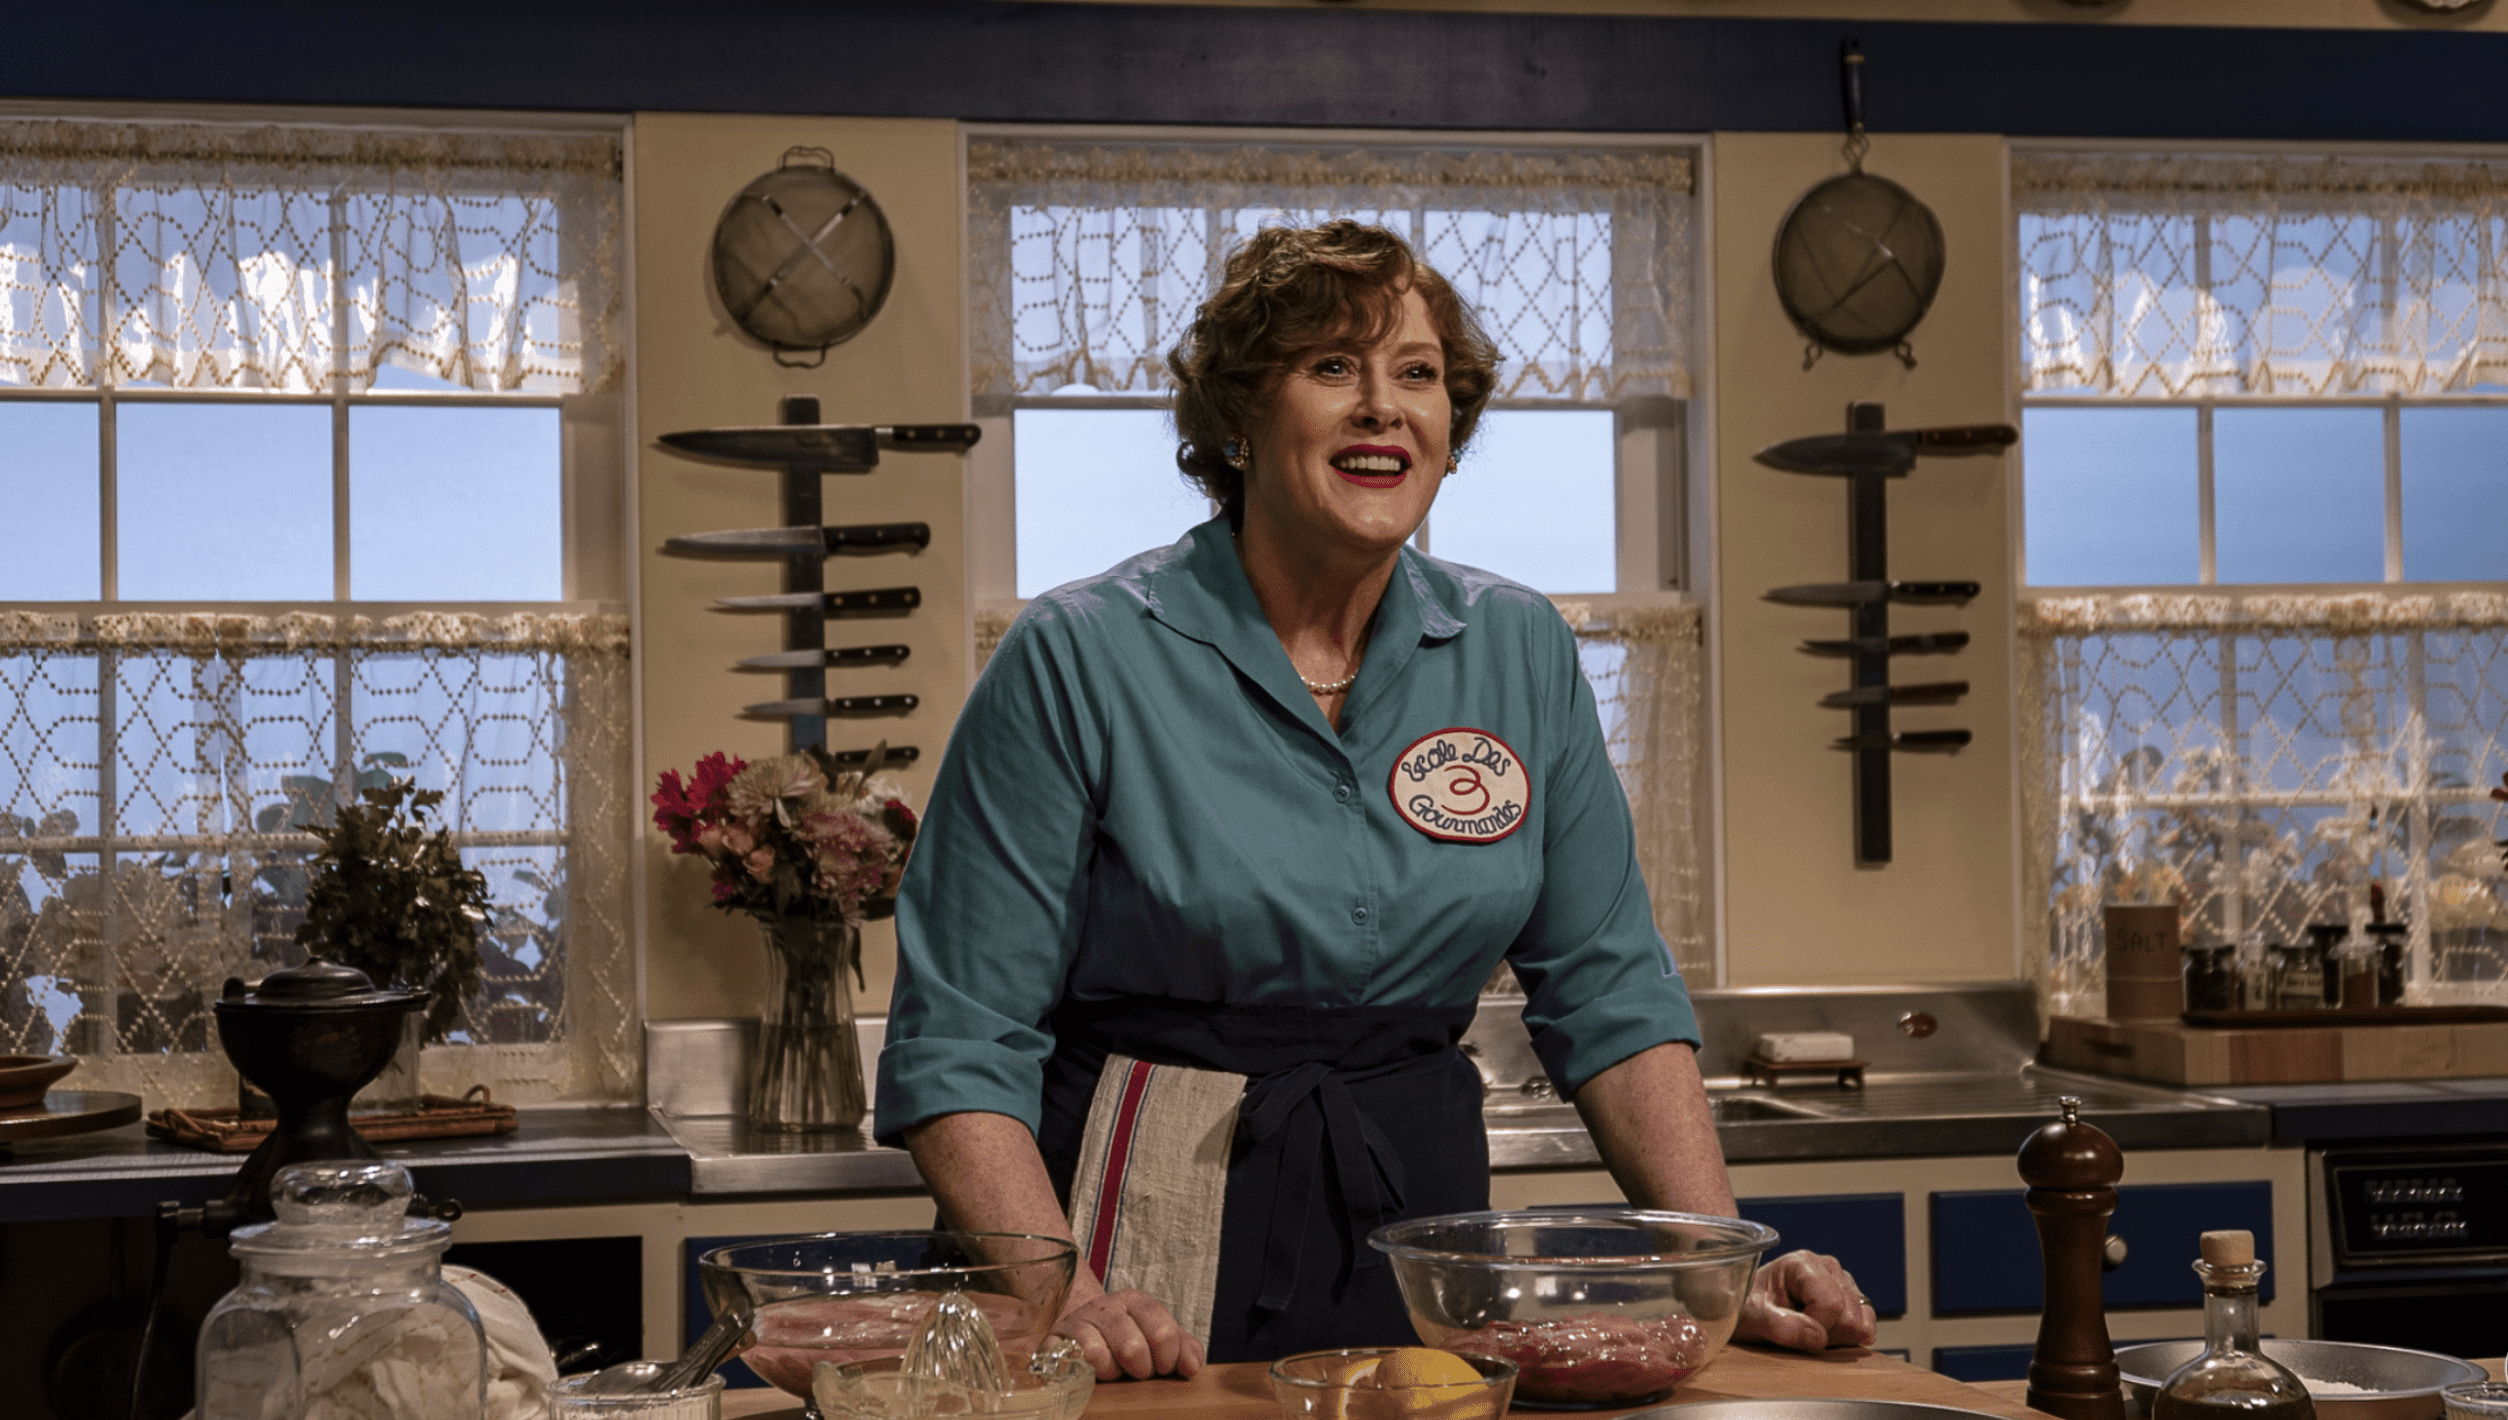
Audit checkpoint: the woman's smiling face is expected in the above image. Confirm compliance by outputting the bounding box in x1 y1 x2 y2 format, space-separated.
1241 285 1452 559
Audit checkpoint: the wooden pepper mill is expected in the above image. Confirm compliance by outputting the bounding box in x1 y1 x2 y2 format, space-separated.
2021 1095 2126 1420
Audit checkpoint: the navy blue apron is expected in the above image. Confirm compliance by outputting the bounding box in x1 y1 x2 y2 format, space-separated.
1038 995 1488 1363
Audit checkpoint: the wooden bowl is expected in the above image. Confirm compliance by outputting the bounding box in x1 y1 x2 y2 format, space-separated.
0 1055 78 1110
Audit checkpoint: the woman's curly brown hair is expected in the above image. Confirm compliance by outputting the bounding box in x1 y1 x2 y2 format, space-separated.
1167 220 1500 523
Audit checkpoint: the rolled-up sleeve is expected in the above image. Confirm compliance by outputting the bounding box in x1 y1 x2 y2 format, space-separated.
874 602 1105 1145
1505 614 1700 1095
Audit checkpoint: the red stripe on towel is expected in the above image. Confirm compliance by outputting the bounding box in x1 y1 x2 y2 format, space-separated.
1086 1060 1157 1283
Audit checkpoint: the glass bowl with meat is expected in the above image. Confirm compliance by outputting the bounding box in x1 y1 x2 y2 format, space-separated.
1368 1209 1779 1410
697 1231 1077 1410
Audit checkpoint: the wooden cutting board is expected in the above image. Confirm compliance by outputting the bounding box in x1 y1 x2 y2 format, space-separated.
2044 1013 2508 1086
718 1342 2062 1418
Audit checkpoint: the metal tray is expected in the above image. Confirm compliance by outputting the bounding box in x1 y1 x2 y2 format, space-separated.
2118 1338 2484 1420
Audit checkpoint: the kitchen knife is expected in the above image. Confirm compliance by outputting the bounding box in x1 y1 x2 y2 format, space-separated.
1755 424 2019 477
656 423 983 472
742 694 920 717
665 522 930 556
1831 730 1974 753
1800 631 1972 658
1820 681 1970 708
1766 581 1980 607
736 644 913 670
715 586 921 612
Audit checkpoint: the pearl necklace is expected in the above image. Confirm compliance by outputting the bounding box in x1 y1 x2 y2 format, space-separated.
1232 528 1361 695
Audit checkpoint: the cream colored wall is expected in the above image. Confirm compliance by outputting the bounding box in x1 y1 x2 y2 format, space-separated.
1709 132 2018 984
633 114 966 1022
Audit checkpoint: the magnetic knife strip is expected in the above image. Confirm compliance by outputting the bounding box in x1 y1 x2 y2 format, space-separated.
1753 403 2016 866
658 395 982 760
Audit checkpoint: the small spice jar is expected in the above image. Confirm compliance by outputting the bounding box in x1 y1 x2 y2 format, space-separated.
2306 923 2357 1009
2274 940 2330 1011
2367 921 2410 1006
2181 943 2239 1013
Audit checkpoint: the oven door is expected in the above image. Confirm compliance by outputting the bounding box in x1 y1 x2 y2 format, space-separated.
2310 1141 2508 1357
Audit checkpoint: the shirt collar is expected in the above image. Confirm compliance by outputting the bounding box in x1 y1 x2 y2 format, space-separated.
1142 517 1470 737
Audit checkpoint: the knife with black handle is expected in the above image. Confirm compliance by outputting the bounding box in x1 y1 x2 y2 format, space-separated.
743 694 920 717
1800 631 1972 658
738 644 912 670
1830 730 1973 753
1820 681 1970 708
1766 581 1980 607
716 586 921 613
665 522 930 557
656 423 983 472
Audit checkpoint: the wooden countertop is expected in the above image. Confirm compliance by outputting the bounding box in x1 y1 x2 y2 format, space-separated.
719 1341 2066 1419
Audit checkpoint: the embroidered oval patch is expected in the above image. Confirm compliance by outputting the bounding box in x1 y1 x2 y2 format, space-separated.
1389 727 1531 844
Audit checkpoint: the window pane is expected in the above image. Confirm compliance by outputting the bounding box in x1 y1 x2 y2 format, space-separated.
120 403 330 599
2022 407 2199 586
2214 407 2385 585
2402 406 2508 582
0 403 100 598
1426 408 1616 594
1014 406 1207 598
350 405 561 600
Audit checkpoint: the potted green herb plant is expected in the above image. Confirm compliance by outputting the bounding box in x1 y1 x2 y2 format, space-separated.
295 780 492 1113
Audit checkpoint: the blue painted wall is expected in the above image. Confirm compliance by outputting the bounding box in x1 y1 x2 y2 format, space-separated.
2 5 2502 144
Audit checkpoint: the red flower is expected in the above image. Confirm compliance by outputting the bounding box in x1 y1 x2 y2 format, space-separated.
651 752 745 851
881 798 918 840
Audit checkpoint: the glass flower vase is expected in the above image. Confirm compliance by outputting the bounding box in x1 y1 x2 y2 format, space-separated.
750 915 867 1133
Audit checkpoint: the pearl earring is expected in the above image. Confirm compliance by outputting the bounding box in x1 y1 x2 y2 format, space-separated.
1224 440 1249 472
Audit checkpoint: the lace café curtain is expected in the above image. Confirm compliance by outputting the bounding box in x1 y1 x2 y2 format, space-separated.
967 140 1712 979
2021 596 2508 1015
0 121 635 1109
2018 150 2508 397
967 139 1697 406
0 119 622 392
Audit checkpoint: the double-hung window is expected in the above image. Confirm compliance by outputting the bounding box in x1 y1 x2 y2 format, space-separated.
2015 149 2508 1010
0 117 635 1106
962 132 1718 977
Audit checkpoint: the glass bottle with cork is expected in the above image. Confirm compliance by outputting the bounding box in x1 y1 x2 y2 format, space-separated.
2153 1229 2313 1420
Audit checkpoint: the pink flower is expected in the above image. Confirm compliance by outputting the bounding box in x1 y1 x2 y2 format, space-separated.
651 752 746 851
744 847 776 882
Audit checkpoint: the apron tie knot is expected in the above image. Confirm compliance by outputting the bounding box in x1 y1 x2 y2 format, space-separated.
1238 1060 1409 1317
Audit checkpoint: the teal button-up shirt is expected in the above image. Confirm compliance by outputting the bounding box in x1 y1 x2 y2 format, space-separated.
874 517 1698 1144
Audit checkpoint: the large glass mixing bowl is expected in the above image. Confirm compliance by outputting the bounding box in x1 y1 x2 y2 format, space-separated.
696 1231 1078 1408
1369 1209 1778 1410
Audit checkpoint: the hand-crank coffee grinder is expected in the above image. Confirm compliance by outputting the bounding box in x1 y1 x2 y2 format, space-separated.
168 957 459 1236
2022 1096 2127 1420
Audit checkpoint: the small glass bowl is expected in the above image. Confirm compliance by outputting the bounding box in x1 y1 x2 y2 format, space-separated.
548 1370 724 1419
2444 1381 2508 1420
1268 1347 1516 1420
808 1337 1094 1420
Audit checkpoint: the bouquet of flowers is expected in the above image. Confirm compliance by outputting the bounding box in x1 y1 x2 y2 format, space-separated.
650 744 919 953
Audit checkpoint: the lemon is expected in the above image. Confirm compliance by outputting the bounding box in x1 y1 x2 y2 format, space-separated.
1324 1355 1382 1420
1374 1348 1490 1417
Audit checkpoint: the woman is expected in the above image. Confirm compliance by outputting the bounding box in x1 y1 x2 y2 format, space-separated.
878 221 1869 1378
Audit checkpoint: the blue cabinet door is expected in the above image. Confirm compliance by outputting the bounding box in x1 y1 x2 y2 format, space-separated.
1931 1180 2274 1314
1737 1193 1909 1317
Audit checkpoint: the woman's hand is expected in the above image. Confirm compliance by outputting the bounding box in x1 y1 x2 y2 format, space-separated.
1733 1248 1877 1351
1054 1286 1206 1380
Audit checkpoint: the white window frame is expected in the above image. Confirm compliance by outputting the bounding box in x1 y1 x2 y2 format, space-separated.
0 100 636 1092
2011 138 2508 995
959 123 1712 629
